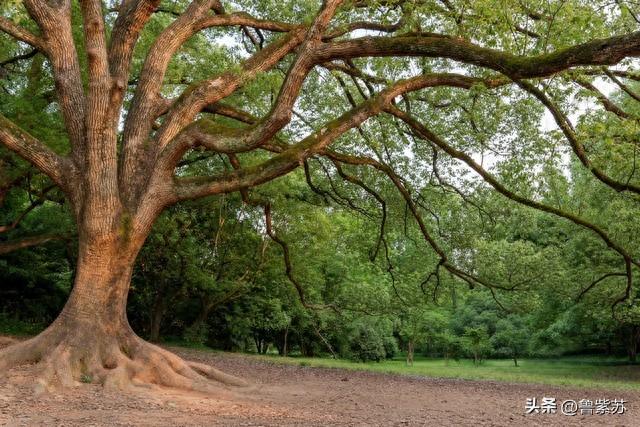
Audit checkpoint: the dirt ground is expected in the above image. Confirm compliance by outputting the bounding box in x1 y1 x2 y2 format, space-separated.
1 341 639 426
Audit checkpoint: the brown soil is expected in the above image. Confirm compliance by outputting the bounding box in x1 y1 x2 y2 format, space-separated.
0 340 638 426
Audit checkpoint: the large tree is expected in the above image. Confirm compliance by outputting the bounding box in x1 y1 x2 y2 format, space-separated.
1 0 640 392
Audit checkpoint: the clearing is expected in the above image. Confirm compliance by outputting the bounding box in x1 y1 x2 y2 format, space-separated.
0 342 638 426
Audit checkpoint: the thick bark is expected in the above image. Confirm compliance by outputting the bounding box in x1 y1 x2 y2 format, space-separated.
0 230 247 392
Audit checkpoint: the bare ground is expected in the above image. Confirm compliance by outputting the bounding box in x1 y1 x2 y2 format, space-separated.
1 341 638 426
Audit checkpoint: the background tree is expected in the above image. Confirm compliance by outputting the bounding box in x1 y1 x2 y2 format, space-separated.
491 316 531 367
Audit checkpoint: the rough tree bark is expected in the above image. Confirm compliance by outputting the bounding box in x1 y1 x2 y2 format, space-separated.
1 0 640 394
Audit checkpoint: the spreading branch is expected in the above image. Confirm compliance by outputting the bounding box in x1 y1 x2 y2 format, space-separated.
517 80 640 195
386 106 640 282
315 31 640 79
0 17 44 50
0 114 73 192
0 234 67 255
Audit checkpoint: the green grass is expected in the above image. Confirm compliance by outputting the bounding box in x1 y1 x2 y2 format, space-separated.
160 339 216 351
0 315 44 337
246 353 640 391
3 326 637 391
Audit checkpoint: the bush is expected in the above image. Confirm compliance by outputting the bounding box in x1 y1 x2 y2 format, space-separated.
347 322 386 362
182 322 210 345
382 334 399 358
0 313 44 336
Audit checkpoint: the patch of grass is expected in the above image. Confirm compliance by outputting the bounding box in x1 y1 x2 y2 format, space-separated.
247 354 640 391
0 315 44 337
161 339 216 351
166 340 640 391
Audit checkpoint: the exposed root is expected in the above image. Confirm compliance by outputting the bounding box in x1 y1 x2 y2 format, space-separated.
0 334 48 371
188 361 249 387
0 331 249 394
0 336 17 349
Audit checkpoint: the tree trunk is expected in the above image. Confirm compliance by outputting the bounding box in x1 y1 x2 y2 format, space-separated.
0 231 247 392
149 291 168 343
628 326 640 363
283 326 288 357
406 340 414 366
628 347 637 363
187 295 215 341
275 327 289 356
37 234 141 357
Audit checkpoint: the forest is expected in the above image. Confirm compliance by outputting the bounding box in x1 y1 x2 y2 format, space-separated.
3 169 640 367
1 0 640 425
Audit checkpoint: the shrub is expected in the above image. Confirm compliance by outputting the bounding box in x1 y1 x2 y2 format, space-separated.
382 334 399 358
182 322 210 345
347 323 386 362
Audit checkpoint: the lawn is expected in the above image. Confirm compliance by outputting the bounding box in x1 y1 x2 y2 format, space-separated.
4 324 639 391
250 353 640 391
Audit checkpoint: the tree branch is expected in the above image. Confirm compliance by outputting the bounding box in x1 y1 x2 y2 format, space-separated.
226 154 334 311
0 17 45 50
123 25 306 207
573 76 631 119
158 1 343 165
0 233 67 255
0 114 73 192
322 149 514 301
386 105 640 272
0 185 56 233
315 31 640 79
0 49 38 69
603 67 640 103
22 0 86 162
123 6 297 159
517 80 640 195
108 0 162 132
168 73 500 201
576 272 628 302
